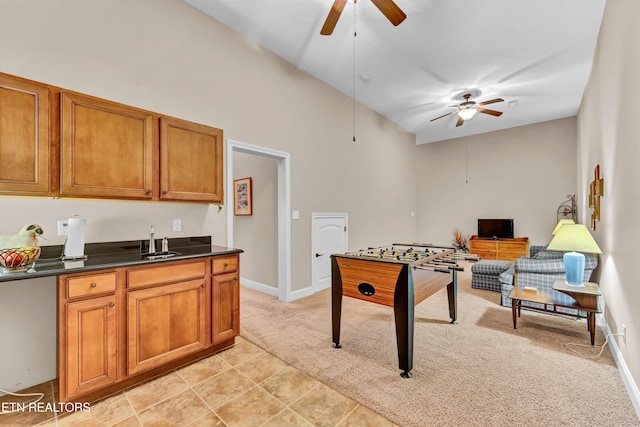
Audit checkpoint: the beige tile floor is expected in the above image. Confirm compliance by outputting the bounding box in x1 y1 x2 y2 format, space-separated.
0 337 396 427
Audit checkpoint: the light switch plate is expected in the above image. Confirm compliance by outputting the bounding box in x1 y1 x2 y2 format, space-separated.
292 210 300 220
172 219 182 232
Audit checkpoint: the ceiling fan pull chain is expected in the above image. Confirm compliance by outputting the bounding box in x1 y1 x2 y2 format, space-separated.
352 2 357 142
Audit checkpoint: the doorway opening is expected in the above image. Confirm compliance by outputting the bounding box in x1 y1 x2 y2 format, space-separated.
226 139 291 302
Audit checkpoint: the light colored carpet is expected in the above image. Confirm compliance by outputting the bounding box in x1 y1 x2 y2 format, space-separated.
240 262 639 426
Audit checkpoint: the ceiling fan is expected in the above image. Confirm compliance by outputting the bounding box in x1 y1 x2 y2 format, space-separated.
430 94 504 127
320 0 407 36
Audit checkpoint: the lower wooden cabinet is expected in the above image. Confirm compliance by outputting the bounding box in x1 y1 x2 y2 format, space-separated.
63 295 118 400
213 272 240 343
127 278 207 375
57 254 240 403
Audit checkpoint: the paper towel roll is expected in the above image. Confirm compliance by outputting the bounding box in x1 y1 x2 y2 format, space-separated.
64 217 86 259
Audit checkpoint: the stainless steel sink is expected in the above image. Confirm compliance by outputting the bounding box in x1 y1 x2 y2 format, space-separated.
141 251 180 260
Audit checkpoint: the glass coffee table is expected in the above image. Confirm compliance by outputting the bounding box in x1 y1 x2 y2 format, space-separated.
509 279 601 345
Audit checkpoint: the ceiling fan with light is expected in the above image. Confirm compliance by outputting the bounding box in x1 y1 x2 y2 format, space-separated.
431 94 504 127
320 0 407 35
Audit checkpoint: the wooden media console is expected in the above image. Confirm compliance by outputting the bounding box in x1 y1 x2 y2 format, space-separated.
468 236 529 261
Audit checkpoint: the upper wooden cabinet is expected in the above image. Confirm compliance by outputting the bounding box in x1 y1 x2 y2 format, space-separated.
0 74 52 195
0 72 224 203
160 117 223 203
61 92 155 199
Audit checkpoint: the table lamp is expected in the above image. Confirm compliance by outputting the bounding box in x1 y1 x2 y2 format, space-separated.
546 224 601 286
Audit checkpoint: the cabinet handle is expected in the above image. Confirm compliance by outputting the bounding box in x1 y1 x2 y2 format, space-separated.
224 263 229 267
145 189 152 194
201 283 205 288
162 190 168 195
90 283 97 288
109 302 115 307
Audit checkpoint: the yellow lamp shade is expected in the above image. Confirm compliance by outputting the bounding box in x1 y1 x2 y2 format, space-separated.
547 224 602 254
552 219 575 235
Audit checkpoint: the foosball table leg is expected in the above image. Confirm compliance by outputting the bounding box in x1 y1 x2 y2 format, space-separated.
447 271 458 324
394 268 414 378
331 257 343 350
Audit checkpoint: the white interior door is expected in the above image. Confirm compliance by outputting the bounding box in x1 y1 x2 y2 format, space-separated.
312 213 348 292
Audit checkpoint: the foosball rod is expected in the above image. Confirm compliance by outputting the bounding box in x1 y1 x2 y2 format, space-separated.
422 259 462 268
445 253 480 261
412 264 463 273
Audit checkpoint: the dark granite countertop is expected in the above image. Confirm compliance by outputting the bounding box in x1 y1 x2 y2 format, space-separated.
0 236 242 282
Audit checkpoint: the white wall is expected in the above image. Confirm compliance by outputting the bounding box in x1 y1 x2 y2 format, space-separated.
577 0 640 403
0 0 417 391
233 152 278 290
0 0 417 292
416 118 577 247
0 278 56 394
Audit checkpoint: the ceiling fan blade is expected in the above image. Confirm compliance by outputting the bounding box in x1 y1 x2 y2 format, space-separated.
320 0 347 35
370 0 407 26
430 111 454 122
477 107 503 117
456 116 465 127
478 98 504 106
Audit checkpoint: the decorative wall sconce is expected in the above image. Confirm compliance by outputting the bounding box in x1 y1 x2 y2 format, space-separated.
557 194 577 223
588 165 604 230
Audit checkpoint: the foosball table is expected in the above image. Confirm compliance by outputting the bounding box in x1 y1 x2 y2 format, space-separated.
331 243 476 378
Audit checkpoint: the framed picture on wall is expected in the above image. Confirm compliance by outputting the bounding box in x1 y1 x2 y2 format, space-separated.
234 177 253 216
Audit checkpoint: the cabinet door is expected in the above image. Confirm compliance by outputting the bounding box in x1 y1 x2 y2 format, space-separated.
127 279 207 375
64 295 117 400
0 74 51 195
61 92 154 198
212 272 240 343
159 117 223 203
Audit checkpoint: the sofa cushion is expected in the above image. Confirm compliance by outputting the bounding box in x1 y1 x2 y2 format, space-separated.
532 250 564 260
471 260 513 276
499 267 515 286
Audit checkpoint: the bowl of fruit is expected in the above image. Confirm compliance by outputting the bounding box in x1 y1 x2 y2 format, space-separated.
0 246 41 273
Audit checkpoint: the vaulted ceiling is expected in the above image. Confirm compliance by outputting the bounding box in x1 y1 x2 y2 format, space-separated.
185 0 605 144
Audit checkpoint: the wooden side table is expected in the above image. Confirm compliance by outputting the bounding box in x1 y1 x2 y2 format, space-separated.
553 279 601 345
509 279 601 345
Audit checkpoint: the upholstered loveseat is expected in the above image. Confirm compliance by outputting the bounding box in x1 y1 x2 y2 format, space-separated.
499 245 598 316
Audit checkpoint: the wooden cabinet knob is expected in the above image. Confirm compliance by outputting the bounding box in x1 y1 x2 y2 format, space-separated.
162 190 168 195
90 283 97 288
224 263 229 267
109 302 115 307
145 189 151 194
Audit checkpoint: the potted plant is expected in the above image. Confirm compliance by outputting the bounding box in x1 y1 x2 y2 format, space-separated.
452 228 469 253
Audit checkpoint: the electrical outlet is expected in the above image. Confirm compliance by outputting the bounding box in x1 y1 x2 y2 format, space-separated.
172 219 182 232
57 220 69 236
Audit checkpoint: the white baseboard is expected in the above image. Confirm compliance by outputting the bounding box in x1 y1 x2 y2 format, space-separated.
240 278 278 297
599 314 640 418
239 279 316 302
287 285 315 302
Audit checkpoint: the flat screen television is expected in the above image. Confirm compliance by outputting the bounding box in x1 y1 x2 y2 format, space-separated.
478 219 514 239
